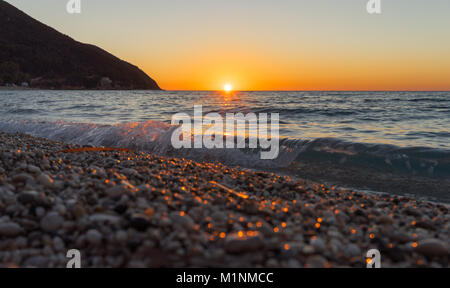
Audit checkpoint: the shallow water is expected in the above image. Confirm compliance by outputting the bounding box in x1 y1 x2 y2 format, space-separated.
1 90 450 149
1 90 449 181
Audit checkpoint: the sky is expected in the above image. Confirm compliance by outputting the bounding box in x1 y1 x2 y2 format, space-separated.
5 0 450 91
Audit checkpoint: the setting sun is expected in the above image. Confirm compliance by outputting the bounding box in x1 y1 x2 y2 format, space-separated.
224 83 233 92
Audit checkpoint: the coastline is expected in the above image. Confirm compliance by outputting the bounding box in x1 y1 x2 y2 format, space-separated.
0 86 35 91
0 86 162 91
279 159 450 204
0 132 448 267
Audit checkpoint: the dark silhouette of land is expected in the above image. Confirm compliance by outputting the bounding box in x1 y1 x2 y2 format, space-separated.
0 0 160 90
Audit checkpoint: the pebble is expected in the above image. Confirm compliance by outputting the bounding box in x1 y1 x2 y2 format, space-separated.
106 185 128 199
0 222 23 237
225 236 265 254
415 239 449 257
37 174 54 188
40 212 64 233
311 238 326 253
72 204 86 219
345 243 362 258
115 230 128 244
52 236 65 251
391 232 415 243
287 258 301 268
129 214 151 231
169 212 195 231
12 173 32 184
376 215 394 225
0 132 448 268
89 214 121 225
23 256 49 268
18 191 43 206
266 258 279 268
306 255 327 268
211 211 227 222
302 245 315 255
86 229 103 245
27 165 41 174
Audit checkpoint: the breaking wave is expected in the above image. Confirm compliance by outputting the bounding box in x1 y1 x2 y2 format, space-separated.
0 120 449 179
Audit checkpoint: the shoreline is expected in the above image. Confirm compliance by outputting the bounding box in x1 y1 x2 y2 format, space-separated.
279 160 450 204
0 87 36 91
0 86 162 91
0 132 448 267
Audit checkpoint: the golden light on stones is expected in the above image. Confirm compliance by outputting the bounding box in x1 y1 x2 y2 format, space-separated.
5 130 446 268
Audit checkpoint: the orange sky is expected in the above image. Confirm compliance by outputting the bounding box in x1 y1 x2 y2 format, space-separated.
6 0 450 91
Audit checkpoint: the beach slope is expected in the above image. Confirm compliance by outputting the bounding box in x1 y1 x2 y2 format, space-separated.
0 132 448 268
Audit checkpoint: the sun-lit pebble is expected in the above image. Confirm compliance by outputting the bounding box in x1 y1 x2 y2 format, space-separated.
0 131 447 268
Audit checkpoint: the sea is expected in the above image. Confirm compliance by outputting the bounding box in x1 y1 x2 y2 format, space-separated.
0 90 449 198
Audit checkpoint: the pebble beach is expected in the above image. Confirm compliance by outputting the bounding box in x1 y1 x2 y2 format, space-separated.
0 132 448 268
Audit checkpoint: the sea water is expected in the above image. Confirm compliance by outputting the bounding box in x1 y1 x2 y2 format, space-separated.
0 90 449 183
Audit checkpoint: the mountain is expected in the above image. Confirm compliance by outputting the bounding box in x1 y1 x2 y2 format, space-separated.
0 0 160 90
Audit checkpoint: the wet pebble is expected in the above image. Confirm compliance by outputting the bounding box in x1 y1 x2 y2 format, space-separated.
415 239 449 257
37 174 54 188
0 222 23 237
225 236 265 254
86 229 103 246
40 212 64 233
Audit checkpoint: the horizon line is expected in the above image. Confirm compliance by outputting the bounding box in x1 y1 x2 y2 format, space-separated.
160 89 450 92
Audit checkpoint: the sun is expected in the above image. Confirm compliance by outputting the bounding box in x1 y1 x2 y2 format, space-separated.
224 83 233 93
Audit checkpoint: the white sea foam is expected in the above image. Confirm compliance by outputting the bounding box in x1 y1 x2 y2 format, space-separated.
0 119 448 178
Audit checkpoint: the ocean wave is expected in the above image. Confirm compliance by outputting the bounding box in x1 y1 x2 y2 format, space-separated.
0 120 449 179
204 107 366 118
285 138 450 178
407 98 449 103
6 108 41 115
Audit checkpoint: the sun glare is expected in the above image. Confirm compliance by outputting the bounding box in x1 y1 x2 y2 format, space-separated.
224 83 233 93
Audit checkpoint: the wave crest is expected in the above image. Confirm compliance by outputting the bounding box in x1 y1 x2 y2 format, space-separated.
0 120 449 179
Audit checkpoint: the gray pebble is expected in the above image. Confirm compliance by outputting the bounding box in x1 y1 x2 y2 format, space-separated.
0 222 23 237
53 236 65 251
40 212 64 232
311 238 326 253
225 236 265 254
415 239 449 257
345 243 361 258
86 229 103 245
37 174 54 188
27 165 41 174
